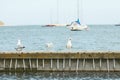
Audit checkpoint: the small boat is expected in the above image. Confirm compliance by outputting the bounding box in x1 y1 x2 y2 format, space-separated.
42 24 68 27
68 0 88 31
115 24 120 26
0 21 4 26
69 19 88 31
71 25 88 31
42 24 55 27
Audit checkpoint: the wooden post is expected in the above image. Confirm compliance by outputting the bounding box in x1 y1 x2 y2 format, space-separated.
113 59 116 70
42 59 45 69
51 59 53 69
57 59 59 69
69 59 71 70
76 59 79 71
10 59 12 70
3 59 5 68
100 59 102 69
29 58 32 70
63 58 65 69
83 59 85 69
93 58 95 70
15 59 17 70
36 58 38 69
23 59 25 70
107 58 109 72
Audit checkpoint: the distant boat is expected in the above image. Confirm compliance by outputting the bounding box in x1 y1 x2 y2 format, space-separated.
69 0 88 31
42 24 55 27
42 0 64 27
0 21 4 26
115 24 120 26
42 24 67 27
70 19 88 31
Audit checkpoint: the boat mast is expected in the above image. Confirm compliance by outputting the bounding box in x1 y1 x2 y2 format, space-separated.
81 0 83 24
77 0 83 24
57 0 59 24
50 9 53 24
77 0 79 19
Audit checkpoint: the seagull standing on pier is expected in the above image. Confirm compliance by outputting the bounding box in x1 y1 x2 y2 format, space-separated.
66 38 72 49
15 39 25 51
45 42 53 51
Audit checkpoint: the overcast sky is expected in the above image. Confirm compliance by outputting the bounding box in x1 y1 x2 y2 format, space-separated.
0 0 120 25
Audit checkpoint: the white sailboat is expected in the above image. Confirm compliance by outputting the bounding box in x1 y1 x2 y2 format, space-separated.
70 19 88 31
70 0 88 31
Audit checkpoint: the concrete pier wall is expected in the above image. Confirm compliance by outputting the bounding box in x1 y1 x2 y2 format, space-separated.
0 51 120 72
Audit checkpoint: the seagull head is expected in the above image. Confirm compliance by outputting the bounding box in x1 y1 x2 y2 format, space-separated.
68 37 72 41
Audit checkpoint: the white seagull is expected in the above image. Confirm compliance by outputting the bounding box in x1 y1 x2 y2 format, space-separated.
66 38 72 49
15 39 25 51
45 42 53 50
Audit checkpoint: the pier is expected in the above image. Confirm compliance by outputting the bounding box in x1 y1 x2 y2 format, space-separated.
0 51 120 72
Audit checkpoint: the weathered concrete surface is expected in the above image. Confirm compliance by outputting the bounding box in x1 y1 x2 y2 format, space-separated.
0 51 120 59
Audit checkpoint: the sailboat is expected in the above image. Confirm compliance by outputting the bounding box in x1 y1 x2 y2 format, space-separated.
42 9 56 27
42 0 67 27
70 19 88 31
69 0 88 31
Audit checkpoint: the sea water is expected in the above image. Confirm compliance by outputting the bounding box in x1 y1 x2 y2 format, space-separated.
0 25 120 52
0 25 120 80
0 72 120 80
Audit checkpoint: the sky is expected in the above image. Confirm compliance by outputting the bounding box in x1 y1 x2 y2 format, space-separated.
0 0 120 25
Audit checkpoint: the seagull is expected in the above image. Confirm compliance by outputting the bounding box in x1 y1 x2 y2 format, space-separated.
15 39 25 51
66 38 72 49
45 42 53 51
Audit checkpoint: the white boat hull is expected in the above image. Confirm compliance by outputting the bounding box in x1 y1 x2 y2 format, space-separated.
70 25 88 31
